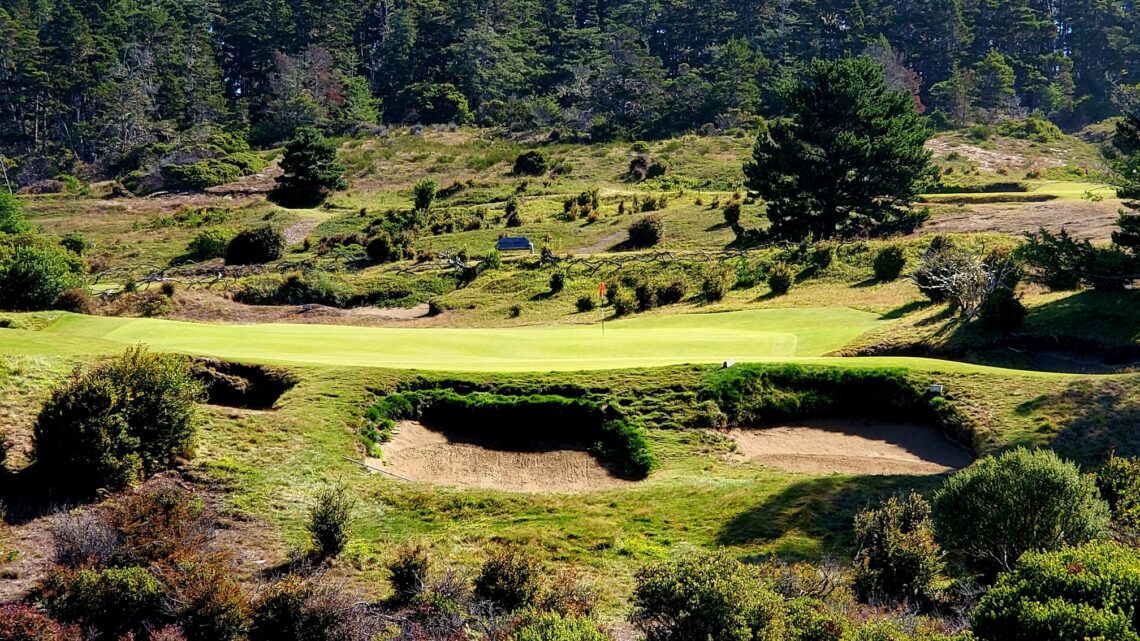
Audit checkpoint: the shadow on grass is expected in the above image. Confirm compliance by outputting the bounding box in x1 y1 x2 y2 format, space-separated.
880 300 934 320
1016 380 1140 465
717 474 944 558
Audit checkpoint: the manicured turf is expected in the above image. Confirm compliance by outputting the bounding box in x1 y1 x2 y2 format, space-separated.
0 309 1080 376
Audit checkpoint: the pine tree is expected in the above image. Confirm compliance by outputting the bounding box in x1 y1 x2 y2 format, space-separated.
743 56 937 242
269 126 346 208
1112 107 1140 255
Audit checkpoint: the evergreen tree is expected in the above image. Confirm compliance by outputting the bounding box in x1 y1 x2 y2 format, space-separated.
744 56 937 242
1112 106 1140 256
0 191 28 234
269 126 346 208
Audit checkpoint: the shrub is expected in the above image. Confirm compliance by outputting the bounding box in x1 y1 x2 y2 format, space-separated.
932 448 1111 578
0 604 80 641
784 598 849 641
767 262 795 296
474 547 540 611
972 543 1140 641
33 347 204 493
40 566 165 638
413 177 438 212
723 200 742 227
809 243 835 270
512 613 609 641
171 561 251 641
388 545 431 604
853 492 944 604
482 249 502 269
978 286 1025 332
628 215 664 248
657 280 686 305
631 550 785 641
365 232 397 263
225 225 286 266
161 159 243 191
54 288 96 314
873 246 907 281
59 232 89 256
513 151 549 176
610 288 637 316
549 272 565 294
100 482 212 567
0 242 85 311
576 295 597 313
251 574 375 641
702 266 733 301
269 126 346 208
996 116 1064 142
913 238 963 303
307 483 356 560
1016 228 1089 291
0 191 29 234
1096 455 1140 535
188 228 235 261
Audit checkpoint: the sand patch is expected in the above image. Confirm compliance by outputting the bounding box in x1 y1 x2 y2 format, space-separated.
728 420 972 475
369 421 633 493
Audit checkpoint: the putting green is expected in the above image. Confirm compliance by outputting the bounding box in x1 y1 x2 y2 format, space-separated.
0 309 1073 376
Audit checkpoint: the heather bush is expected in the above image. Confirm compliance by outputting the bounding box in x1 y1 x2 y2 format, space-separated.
307 483 356 560
225 225 286 265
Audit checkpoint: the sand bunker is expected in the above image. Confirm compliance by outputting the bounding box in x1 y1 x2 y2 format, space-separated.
368 421 633 493
728 420 973 475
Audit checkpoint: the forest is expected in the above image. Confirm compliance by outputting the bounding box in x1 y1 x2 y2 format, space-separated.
2 0 1140 185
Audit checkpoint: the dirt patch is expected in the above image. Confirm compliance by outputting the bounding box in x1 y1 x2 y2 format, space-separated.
168 290 430 326
727 420 972 476
922 199 1122 241
192 358 298 409
572 230 629 255
368 421 633 493
927 138 1064 172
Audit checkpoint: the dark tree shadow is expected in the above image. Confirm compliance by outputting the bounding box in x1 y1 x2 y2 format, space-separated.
1016 380 1140 465
850 278 880 288
717 474 944 558
880 300 934 320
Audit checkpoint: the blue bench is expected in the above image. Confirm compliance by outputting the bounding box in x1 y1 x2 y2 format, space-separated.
496 236 535 253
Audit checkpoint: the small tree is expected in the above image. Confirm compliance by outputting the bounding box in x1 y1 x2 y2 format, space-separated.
269 126 347 208
932 448 1110 578
767 262 795 295
0 191 29 234
225 225 286 266
307 483 356 560
912 246 1020 319
513 151 549 176
413 177 438 212
873 246 906 281
0 242 85 311
852 492 945 604
387 545 431 604
628 215 664 248
744 56 936 242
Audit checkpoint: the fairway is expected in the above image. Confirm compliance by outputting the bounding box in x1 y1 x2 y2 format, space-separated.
1 309 1079 376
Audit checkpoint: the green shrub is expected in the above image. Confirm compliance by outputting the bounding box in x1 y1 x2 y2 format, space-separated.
225 225 286 265
1016 228 1089 291
307 483 356 560
365 231 397 263
932 448 1110 578
631 550 785 641
576 295 597 312
978 286 1025 332
269 126 347 208
809 243 836 270
59 232 89 256
997 116 1064 142
250 574 374 641
873 246 907 281
702 266 733 301
853 492 944 604
628 215 664 248
512 613 609 641
388 544 431 604
549 272 565 294
0 241 85 311
784 598 849 641
657 280 686 305
221 151 267 175
513 151 549 176
188 228 235 261
611 287 637 316
40 566 165 638
0 604 80 641
723 200 742 227
0 192 28 234
483 249 502 269
767 262 795 295
1096 455 1140 535
33 347 203 492
413 177 438 212
161 159 243 191
173 561 251 641
972 542 1140 641
54 288 96 314
475 547 540 612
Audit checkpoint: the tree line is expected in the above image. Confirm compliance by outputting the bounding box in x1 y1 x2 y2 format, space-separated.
2 0 1140 183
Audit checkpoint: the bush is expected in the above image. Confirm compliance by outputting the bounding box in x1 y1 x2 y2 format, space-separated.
474 547 540 611
0 604 80 641
269 126 346 208
0 191 29 234
972 542 1140 641
657 280 686 305
188 228 235 261
365 231 397 263
932 448 1110 578
702 266 733 301
549 272 565 294
631 550 785 641
0 242 85 311
627 215 664 248
1096 455 1140 535
767 262 795 296
978 286 1025 332
809 243 835 270
40 566 165 638
59 232 89 256
913 238 964 303
413 177 438 212
54 288 96 314
576 295 597 313
33 347 204 493
873 246 907 281
853 492 944 604
388 545 431 604
307 484 355 561
482 249 502 269
996 116 1064 142
723 200 742 227
513 151 549 176
161 159 243 191
171 561 251 641
512 613 609 641
1016 228 1088 291
225 225 286 265
784 598 849 641
251 574 375 641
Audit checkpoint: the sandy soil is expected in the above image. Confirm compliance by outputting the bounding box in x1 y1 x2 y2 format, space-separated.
167 291 430 325
922 199 1121 241
926 138 1065 172
727 420 973 476
572 230 629 255
368 421 633 493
